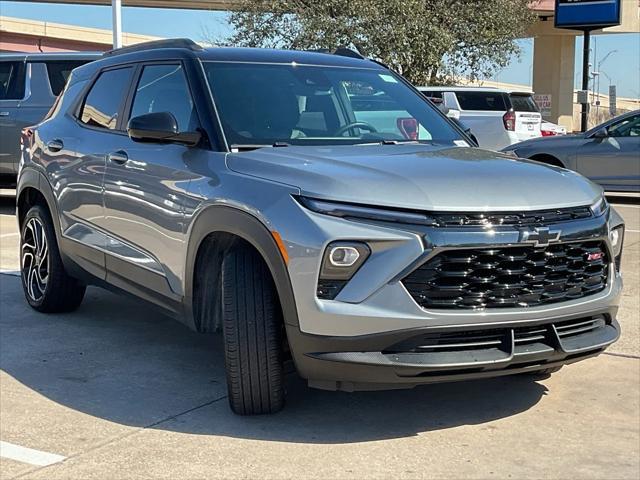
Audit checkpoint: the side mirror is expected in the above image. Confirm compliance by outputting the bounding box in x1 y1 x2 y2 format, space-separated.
127 112 201 147
446 108 461 120
592 127 608 140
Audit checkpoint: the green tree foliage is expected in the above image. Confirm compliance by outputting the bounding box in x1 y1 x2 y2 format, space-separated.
215 0 536 85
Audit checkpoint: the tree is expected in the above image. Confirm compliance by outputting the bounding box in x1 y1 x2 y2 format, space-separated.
212 0 536 85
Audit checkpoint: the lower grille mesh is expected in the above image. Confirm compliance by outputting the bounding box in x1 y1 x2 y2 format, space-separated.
384 316 607 354
403 241 608 310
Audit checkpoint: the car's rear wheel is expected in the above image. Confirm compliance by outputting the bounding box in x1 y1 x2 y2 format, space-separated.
221 244 285 415
20 205 85 312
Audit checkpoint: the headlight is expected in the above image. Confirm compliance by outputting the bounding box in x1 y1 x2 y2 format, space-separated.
297 196 438 226
590 197 609 217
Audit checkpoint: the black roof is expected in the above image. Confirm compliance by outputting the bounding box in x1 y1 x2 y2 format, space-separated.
0 52 102 62
197 47 381 69
73 38 382 79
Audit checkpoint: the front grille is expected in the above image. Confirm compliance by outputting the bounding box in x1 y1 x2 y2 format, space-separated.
402 241 608 309
429 206 591 227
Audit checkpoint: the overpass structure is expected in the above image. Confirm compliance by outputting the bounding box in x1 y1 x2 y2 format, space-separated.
4 0 639 131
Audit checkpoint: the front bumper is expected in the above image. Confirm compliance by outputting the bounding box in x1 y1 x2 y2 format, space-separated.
287 309 620 391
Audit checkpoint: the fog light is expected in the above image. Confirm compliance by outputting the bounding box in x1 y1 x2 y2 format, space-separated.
317 242 370 299
329 246 360 267
610 226 624 258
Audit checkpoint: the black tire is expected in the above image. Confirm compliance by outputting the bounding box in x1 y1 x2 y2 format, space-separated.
20 204 85 313
527 366 563 378
222 244 285 415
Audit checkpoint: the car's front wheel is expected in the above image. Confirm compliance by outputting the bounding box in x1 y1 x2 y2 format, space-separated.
221 244 285 415
20 205 85 312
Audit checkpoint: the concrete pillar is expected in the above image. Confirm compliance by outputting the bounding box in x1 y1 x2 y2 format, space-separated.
532 35 576 132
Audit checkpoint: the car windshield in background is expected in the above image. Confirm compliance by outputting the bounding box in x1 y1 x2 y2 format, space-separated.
510 94 540 113
203 62 462 148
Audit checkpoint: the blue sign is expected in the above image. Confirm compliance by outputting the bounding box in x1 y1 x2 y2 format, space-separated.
555 0 622 29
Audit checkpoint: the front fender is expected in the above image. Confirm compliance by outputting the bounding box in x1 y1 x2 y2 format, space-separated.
183 205 299 331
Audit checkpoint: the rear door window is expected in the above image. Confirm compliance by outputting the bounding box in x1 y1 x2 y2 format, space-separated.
456 91 508 111
44 60 91 96
80 67 133 130
510 94 540 113
0 61 26 100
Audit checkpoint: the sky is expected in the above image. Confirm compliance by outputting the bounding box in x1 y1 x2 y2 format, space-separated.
2 1 639 98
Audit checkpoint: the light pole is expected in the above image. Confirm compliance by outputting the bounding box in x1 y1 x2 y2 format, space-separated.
597 49 617 103
112 0 122 49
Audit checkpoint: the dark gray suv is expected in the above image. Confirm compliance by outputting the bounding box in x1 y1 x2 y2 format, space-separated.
18 40 624 415
0 52 100 183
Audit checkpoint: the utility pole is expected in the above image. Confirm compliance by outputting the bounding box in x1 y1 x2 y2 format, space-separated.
580 29 591 132
112 0 122 49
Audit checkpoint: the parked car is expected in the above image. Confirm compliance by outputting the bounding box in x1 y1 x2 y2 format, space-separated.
19 39 624 415
418 86 542 151
0 52 100 183
541 120 568 136
503 110 640 193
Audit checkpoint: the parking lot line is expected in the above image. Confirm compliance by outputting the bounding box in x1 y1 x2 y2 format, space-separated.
0 441 66 467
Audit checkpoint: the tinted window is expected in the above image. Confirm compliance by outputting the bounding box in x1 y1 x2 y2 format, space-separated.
130 64 197 131
422 90 443 100
510 94 539 113
80 67 132 130
44 60 90 96
205 62 462 146
456 92 508 111
608 114 640 137
0 61 26 100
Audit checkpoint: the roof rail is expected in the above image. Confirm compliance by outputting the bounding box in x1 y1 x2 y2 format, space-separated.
103 38 203 57
307 47 365 60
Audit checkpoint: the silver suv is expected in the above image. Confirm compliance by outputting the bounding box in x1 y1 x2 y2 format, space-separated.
18 40 624 415
0 52 100 183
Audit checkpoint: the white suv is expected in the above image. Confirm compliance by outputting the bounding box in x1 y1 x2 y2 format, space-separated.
418 86 542 151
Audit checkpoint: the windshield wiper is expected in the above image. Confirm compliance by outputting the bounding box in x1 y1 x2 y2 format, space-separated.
230 142 290 152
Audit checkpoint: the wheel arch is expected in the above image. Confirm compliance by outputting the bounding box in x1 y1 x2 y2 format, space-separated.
16 168 61 237
184 205 299 332
529 153 565 168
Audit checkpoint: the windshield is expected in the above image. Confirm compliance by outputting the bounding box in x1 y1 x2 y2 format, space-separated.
203 62 463 148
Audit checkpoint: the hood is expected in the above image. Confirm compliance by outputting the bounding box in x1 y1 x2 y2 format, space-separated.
502 133 584 151
227 144 602 212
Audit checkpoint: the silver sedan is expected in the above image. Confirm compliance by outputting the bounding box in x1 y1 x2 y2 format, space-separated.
503 110 640 193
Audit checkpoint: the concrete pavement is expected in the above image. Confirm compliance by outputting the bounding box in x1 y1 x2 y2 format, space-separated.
0 194 638 479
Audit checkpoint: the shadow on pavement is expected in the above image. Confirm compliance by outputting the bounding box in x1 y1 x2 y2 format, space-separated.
0 274 547 444
0 196 16 216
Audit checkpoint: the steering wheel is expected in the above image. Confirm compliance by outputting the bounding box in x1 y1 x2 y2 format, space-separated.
334 122 378 137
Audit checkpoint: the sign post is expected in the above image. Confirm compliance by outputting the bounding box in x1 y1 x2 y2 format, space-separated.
609 85 617 115
554 0 622 131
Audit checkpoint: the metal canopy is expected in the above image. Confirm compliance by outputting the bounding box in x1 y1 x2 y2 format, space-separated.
10 0 236 9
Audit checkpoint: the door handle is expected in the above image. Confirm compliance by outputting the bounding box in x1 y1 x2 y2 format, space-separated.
46 139 64 152
0 111 9 117
107 150 129 165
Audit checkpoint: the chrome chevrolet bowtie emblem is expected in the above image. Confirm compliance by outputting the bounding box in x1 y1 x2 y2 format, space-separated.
519 227 561 247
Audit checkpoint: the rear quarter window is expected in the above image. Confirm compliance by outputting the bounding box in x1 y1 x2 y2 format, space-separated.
0 61 26 100
44 60 92 96
456 91 508 111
